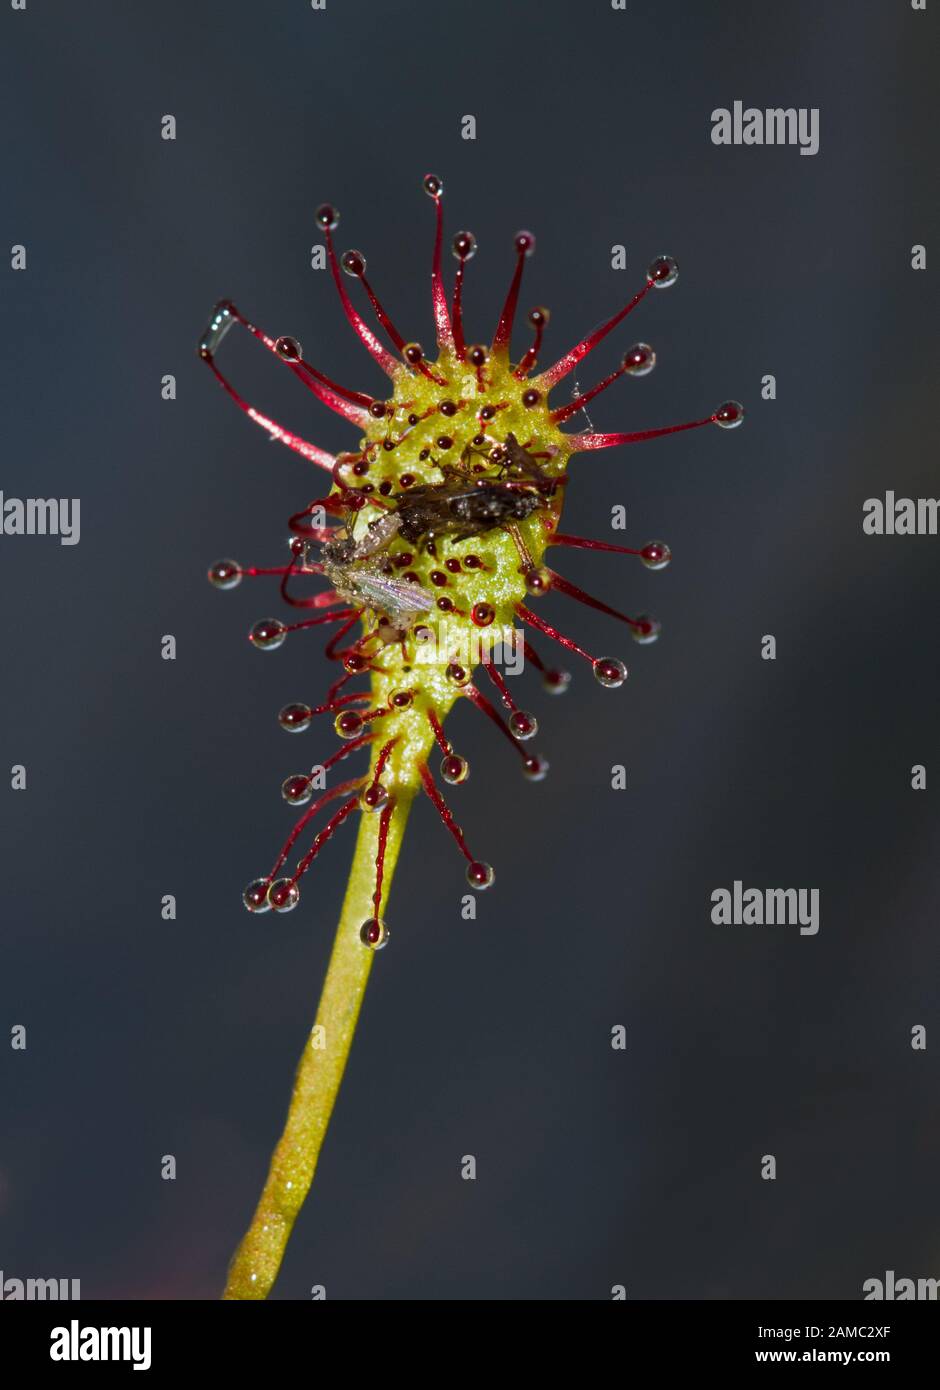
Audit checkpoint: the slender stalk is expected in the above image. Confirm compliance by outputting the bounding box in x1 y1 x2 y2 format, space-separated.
223 791 415 1299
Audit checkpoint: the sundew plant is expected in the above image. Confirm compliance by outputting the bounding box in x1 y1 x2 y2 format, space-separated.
200 176 743 1299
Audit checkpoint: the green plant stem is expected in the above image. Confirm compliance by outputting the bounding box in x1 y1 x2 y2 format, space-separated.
223 791 414 1299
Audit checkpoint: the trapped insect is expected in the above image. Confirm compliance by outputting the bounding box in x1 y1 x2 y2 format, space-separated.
393 437 558 545
317 512 433 628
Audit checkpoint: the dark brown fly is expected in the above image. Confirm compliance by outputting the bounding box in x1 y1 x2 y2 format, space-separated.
393 434 560 545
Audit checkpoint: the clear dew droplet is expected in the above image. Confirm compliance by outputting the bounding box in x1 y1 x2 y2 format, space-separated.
640 541 671 571
198 300 235 357
360 917 390 949
524 566 552 596
278 702 313 733
334 710 364 740
622 343 656 377
242 878 271 913
631 615 662 645
440 754 469 785
522 753 550 782
509 710 539 741
593 657 628 688
713 400 745 429
341 249 367 277
275 335 303 363
359 782 389 812
647 255 678 289
282 775 312 807
452 230 477 261
268 878 300 913
467 861 495 891
249 618 287 652
208 558 241 590
542 669 571 696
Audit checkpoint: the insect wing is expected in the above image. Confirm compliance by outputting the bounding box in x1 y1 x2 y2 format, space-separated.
353 511 402 558
350 570 434 623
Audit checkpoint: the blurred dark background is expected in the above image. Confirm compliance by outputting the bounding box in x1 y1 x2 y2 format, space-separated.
1 0 937 1300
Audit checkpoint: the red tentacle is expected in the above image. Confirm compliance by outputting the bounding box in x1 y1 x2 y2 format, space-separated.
425 177 454 353
318 210 400 378
492 233 534 355
537 279 652 389
567 415 713 451
201 354 335 472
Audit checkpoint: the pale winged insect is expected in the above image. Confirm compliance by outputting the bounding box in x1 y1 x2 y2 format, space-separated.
316 511 434 629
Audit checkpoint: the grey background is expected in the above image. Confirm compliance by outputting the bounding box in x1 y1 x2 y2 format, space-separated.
1 1 937 1300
